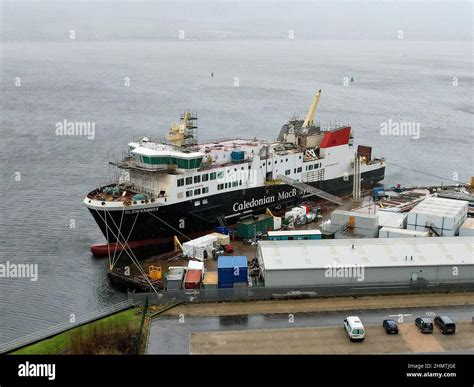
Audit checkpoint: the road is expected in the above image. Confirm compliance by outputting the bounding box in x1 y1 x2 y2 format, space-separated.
147 304 474 354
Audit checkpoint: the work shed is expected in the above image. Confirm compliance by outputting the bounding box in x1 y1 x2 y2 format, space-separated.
257 237 474 288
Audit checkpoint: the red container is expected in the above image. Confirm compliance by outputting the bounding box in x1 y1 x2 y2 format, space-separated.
184 269 202 289
224 244 234 253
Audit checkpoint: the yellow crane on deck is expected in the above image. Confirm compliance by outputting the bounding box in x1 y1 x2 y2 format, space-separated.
302 89 322 128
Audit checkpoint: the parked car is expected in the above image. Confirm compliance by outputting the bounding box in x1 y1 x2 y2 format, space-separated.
382 319 399 334
344 316 365 341
434 315 456 334
415 317 433 333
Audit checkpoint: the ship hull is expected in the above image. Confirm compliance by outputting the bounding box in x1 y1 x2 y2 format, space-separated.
88 166 385 251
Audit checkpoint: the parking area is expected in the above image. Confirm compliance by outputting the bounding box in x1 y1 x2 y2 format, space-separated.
147 303 474 354
190 321 474 354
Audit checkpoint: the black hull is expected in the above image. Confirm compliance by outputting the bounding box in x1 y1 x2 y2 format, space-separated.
89 167 385 247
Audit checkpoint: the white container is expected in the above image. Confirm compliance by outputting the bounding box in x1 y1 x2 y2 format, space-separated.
330 210 379 235
273 216 282 230
407 197 468 236
379 227 429 238
378 211 407 229
208 232 230 246
182 234 218 261
187 260 205 279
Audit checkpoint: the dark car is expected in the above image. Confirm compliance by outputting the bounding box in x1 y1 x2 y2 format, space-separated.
415 317 433 333
383 319 399 334
434 315 456 334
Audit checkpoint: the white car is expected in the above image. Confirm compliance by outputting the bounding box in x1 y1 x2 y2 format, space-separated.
344 316 366 341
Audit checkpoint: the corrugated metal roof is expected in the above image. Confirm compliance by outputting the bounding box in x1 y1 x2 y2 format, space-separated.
378 211 407 228
409 197 468 217
258 237 474 270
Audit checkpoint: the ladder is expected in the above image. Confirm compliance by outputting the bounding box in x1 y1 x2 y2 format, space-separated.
276 175 343 205
427 222 442 237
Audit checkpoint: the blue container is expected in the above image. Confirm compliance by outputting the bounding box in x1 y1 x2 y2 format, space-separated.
217 282 234 289
231 150 245 163
216 226 232 235
217 256 248 284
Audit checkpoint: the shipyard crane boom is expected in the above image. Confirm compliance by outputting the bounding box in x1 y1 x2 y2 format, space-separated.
302 89 322 128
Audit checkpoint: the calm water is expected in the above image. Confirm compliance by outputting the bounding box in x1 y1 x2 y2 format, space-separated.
0 38 472 344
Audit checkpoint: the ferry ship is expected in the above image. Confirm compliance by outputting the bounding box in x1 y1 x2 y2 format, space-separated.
84 91 385 254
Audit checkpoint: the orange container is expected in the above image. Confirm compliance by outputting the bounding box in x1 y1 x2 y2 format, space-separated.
184 269 202 289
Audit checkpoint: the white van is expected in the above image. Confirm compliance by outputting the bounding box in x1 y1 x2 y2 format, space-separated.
344 316 366 341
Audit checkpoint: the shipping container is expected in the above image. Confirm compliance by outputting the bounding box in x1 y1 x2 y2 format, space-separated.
208 232 231 246
217 255 248 284
407 197 468 236
268 230 322 240
184 269 202 289
378 211 407 229
166 266 186 290
187 260 205 278
203 271 218 289
182 234 218 260
217 282 233 289
236 215 273 239
379 227 429 238
329 210 379 237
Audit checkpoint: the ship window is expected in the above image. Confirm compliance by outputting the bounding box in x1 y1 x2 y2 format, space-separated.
210 172 217 180
297 167 302 172
194 175 201 184
202 174 209 182
203 199 208 204
241 167 244 170
285 170 290 175
186 190 193 197
202 187 209 194
194 188 201 195
263 162 266 166
225 183 229 189
309 165 314 170
299 156 302 159
286 158 288 162
186 177 192 185
232 181 238 187
218 184 224 190
177 178 184 187
239 180 242 186
294 168 296 174
194 201 200 206
217 171 224 179
280 160 283 163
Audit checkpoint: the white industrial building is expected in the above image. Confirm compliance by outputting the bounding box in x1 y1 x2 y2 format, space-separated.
407 197 468 236
257 237 474 288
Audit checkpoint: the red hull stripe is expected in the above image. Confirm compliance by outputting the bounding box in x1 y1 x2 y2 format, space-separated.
320 126 351 148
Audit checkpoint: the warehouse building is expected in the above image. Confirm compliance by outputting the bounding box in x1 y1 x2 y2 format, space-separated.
257 237 474 288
